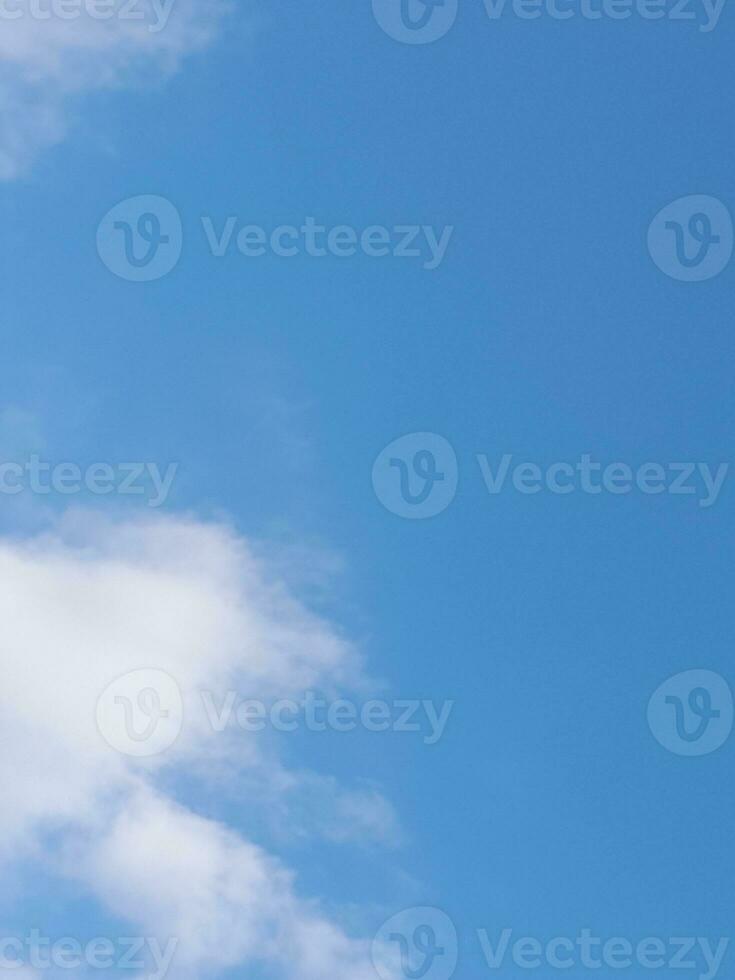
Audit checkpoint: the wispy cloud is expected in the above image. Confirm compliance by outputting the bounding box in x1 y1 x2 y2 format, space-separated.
0 510 398 979
0 0 224 178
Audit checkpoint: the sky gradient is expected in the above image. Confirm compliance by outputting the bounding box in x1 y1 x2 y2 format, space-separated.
0 1 733 979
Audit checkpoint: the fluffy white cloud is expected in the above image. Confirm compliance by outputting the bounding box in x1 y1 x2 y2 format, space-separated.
0 510 397 979
67 788 383 980
0 0 223 177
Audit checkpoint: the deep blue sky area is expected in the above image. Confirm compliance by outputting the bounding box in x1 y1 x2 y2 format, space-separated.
1 0 733 977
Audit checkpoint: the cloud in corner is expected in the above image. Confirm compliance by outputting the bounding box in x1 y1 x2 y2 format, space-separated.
0 0 225 178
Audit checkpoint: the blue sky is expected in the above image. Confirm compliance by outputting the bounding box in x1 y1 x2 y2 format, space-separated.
0 1 734 978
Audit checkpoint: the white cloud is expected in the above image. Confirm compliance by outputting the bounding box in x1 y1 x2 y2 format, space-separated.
67 788 382 980
0 0 224 178
0 510 397 979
